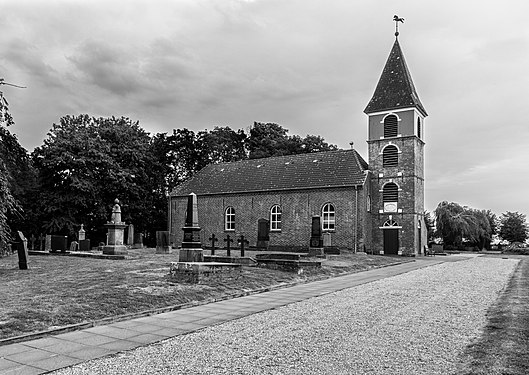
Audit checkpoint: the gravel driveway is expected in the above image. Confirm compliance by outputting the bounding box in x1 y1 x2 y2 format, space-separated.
52 256 518 375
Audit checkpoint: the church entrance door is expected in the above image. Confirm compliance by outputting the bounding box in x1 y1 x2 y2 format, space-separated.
383 229 399 255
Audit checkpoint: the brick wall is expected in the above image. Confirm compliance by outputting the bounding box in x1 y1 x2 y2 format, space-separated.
169 186 367 251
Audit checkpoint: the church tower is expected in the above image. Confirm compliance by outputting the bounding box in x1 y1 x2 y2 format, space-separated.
364 25 428 256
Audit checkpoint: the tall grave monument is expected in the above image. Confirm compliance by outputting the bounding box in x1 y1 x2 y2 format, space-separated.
179 193 204 262
103 199 128 255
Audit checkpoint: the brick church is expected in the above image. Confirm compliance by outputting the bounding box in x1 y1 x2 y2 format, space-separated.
169 32 428 256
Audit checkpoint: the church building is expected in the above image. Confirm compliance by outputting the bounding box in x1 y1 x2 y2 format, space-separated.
169 30 428 256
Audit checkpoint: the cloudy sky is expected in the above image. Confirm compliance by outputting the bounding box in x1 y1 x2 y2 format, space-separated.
1 0 528 215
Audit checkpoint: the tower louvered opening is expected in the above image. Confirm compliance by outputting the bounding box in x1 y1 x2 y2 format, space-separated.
383 145 398 167
383 183 398 203
384 115 398 138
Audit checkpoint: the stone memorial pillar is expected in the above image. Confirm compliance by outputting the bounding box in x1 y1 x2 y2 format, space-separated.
78 224 86 241
156 231 171 254
103 199 128 255
309 215 324 256
179 193 204 262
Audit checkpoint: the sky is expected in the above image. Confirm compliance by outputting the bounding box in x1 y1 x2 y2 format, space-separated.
0 0 528 215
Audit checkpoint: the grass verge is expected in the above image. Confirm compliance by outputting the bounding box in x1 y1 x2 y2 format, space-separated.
0 249 405 341
457 258 529 375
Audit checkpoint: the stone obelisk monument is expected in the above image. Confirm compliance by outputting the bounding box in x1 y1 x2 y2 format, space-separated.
103 199 128 255
179 193 204 262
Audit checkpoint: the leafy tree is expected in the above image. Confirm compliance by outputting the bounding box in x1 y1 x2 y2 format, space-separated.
499 211 528 243
424 210 435 243
0 90 31 250
248 122 338 159
435 201 476 248
32 115 157 243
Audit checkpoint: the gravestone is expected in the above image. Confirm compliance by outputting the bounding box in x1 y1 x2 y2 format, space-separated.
103 199 128 255
224 234 233 257
256 218 270 250
127 224 134 247
179 193 204 262
309 215 324 257
45 235 52 252
209 234 218 255
29 234 36 250
78 224 86 241
156 231 171 254
17 231 29 270
133 233 143 249
238 235 249 257
50 235 68 253
79 239 91 252
38 234 45 250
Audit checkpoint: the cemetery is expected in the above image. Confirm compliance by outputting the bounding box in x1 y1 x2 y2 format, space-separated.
0 194 406 343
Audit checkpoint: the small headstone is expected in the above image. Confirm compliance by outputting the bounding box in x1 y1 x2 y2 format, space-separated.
156 231 172 254
17 231 29 270
127 224 134 246
45 235 52 252
133 233 144 249
70 241 79 251
50 235 68 253
79 239 91 252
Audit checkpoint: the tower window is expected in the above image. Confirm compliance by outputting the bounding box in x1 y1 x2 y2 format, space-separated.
417 118 422 139
382 145 398 167
322 203 335 231
384 115 398 138
225 207 235 231
270 205 282 231
383 183 399 203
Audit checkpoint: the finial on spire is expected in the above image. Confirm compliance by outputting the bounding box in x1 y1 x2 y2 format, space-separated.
393 15 404 37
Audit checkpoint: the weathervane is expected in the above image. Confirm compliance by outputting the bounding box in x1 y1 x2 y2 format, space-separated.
393 15 404 37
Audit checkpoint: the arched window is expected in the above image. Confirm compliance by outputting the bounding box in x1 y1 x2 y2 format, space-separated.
382 145 398 167
383 219 399 227
417 117 422 139
225 207 235 231
322 203 335 231
383 183 399 203
384 115 398 138
270 205 282 231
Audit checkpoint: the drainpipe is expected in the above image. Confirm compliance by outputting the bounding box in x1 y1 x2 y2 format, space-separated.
354 187 358 253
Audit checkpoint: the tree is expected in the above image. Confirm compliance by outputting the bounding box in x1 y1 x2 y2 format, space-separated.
499 211 528 243
424 210 435 243
435 201 476 248
247 122 338 159
32 115 157 243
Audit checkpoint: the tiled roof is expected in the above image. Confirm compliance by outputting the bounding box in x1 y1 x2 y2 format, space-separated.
364 38 428 117
170 149 368 197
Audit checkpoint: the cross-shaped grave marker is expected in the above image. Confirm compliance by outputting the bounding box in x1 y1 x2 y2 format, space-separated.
224 235 234 257
38 234 45 251
29 234 36 250
237 234 249 257
208 233 218 255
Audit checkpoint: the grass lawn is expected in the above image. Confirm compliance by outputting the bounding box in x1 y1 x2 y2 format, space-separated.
0 248 403 341
457 257 529 375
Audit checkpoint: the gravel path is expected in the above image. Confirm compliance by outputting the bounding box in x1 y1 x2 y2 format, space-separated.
52 256 518 375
